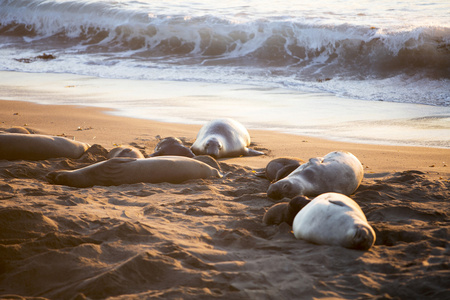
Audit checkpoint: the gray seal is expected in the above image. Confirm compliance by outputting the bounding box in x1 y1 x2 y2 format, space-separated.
191 118 264 158
267 151 363 199
292 192 376 250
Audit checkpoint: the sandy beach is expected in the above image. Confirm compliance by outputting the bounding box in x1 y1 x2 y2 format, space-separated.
0 99 449 299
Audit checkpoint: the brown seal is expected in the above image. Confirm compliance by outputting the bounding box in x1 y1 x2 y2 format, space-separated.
149 137 195 158
0 133 89 160
47 156 222 188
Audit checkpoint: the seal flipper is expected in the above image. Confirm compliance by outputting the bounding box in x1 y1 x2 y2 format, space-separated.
46 171 67 186
148 149 163 157
253 168 267 178
245 148 265 156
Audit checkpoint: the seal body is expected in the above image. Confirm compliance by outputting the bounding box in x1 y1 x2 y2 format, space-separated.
191 118 264 158
150 137 195 158
108 146 145 159
292 193 376 250
0 133 89 160
47 156 222 188
267 151 363 199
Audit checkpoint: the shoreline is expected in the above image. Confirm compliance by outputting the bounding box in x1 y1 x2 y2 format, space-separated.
1 99 448 177
1 71 449 149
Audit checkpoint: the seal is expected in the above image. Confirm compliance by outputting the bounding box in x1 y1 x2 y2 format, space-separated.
46 156 222 188
149 137 195 158
255 157 304 182
192 155 221 171
0 126 41 134
292 192 376 250
108 146 145 159
191 118 264 159
267 151 363 199
0 133 89 160
263 196 310 226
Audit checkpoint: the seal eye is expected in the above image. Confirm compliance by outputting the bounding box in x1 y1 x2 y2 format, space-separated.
282 182 290 191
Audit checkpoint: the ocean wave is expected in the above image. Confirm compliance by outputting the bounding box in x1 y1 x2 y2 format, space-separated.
1 0 449 80
1 0 449 107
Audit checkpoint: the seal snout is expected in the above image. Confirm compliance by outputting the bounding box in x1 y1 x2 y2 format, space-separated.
267 180 292 200
205 149 220 159
204 139 222 158
351 224 376 251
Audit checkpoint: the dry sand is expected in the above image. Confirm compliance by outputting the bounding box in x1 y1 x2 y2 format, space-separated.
0 100 449 299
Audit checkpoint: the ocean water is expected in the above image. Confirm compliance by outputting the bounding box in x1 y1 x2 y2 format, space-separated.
1 0 449 105
0 0 450 147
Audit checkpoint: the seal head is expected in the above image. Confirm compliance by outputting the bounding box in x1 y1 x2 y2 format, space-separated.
263 196 311 226
203 137 222 158
150 137 195 158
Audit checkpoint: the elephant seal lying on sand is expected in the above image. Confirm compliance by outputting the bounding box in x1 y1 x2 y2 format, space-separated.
191 118 264 159
292 192 376 250
267 151 363 199
0 133 89 160
47 156 222 188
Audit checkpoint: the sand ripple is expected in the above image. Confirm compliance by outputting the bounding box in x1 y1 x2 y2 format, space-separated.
0 148 449 299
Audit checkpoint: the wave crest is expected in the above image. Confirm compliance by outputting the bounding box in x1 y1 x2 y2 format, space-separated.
2 0 449 80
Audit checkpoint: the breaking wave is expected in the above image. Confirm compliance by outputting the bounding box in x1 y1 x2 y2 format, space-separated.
0 0 449 105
